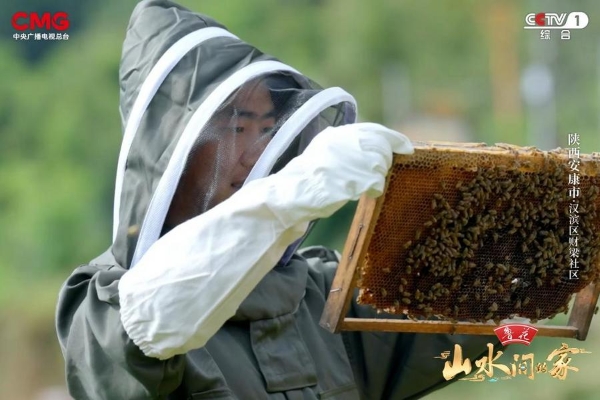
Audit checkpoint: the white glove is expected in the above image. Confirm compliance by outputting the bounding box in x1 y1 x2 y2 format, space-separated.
267 122 414 228
119 122 413 359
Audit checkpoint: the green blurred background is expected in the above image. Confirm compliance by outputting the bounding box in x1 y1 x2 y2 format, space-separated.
1 0 599 399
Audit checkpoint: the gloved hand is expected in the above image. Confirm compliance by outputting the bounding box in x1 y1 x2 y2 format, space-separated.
119 122 413 360
265 122 414 228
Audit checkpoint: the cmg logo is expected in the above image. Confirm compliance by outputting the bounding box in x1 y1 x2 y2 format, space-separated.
11 12 70 31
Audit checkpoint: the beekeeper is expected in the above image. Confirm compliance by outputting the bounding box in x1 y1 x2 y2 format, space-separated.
56 1 491 398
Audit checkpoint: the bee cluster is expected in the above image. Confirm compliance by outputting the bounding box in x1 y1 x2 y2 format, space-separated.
358 152 600 324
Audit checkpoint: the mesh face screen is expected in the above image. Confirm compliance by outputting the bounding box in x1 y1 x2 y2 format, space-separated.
357 143 600 324
162 76 354 234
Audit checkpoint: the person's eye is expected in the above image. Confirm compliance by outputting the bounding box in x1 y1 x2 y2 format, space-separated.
262 126 273 135
234 126 245 133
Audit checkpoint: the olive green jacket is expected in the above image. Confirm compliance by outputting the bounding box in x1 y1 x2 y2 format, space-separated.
56 246 492 399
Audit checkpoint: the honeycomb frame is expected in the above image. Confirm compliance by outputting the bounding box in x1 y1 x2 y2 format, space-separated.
320 142 600 340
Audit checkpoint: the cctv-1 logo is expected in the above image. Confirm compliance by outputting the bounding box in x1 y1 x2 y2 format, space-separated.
524 12 589 29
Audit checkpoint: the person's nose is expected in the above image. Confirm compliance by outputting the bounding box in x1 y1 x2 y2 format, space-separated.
239 134 271 170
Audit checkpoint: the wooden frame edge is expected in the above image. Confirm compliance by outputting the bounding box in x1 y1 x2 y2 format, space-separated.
339 318 579 338
567 283 600 340
320 194 383 333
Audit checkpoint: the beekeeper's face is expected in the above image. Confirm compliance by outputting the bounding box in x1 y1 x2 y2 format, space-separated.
164 80 276 231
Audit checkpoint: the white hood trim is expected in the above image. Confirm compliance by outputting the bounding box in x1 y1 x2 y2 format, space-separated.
113 27 238 241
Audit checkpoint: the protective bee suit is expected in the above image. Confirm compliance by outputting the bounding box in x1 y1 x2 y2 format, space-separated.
55 1 493 399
